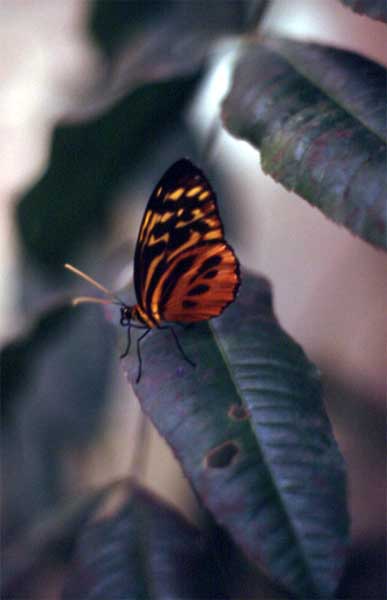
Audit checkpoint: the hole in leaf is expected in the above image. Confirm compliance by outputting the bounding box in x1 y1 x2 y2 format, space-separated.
228 403 249 421
205 441 240 469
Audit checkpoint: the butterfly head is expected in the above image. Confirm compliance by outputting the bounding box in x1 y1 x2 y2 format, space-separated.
120 305 133 327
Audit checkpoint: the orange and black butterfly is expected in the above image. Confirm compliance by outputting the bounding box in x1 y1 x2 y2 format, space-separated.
65 159 240 382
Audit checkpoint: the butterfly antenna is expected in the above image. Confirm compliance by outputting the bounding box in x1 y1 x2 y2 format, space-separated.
64 263 125 306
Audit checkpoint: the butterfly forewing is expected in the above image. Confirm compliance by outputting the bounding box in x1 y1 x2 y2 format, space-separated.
134 159 240 324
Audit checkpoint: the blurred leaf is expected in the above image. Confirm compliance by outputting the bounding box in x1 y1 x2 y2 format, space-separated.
203 516 291 599
337 538 387 599
70 0 269 122
1 485 114 599
90 0 268 57
90 0 167 57
1 304 70 422
1 302 116 539
339 0 387 22
16 1 270 273
16 74 199 272
121 272 349 598
62 480 227 600
222 38 387 250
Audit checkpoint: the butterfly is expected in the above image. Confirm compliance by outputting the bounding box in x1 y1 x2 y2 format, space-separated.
65 158 240 382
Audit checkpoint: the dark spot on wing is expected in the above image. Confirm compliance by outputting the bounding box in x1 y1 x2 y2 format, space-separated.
152 222 169 237
168 227 190 249
181 208 193 221
203 269 218 279
187 284 210 296
159 255 197 311
194 220 211 233
171 255 196 278
182 300 197 308
190 254 222 283
199 255 222 273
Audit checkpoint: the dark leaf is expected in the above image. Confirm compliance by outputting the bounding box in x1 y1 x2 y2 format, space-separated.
90 0 168 58
121 272 349 598
339 0 387 23
337 538 387 599
222 38 387 250
16 74 200 272
1 486 114 599
1 304 71 423
90 0 267 59
68 0 269 123
62 480 227 600
1 302 115 538
16 1 269 272
203 516 292 599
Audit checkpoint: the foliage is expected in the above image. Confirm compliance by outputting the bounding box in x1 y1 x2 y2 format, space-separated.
222 38 386 250
2 1 385 599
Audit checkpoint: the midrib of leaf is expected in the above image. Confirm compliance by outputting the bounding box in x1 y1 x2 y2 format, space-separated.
208 320 321 595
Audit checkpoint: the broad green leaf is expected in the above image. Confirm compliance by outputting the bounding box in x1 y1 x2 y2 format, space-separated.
222 38 387 250
121 272 349 598
339 0 387 23
62 480 226 600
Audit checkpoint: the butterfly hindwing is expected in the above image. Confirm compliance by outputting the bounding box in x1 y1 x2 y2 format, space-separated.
159 241 239 322
133 159 239 324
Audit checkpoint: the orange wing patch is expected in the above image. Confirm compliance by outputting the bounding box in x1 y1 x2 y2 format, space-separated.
158 242 239 323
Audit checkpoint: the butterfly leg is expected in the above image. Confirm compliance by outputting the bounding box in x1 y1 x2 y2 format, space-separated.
136 329 151 383
120 322 132 359
120 323 148 359
159 325 195 368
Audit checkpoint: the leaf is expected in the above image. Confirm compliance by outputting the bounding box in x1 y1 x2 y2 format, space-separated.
16 1 269 272
1 303 116 538
339 0 387 23
1 304 71 423
1 486 114 599
91 0 267 60
80 0 269 120
336 538 387 599
121 272 349 598
222 38 387 250
16 74 200 272
62 480 227 600
90 0 169 58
